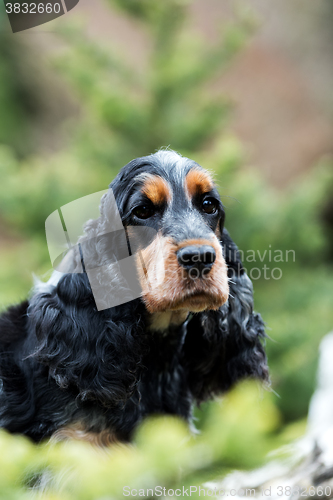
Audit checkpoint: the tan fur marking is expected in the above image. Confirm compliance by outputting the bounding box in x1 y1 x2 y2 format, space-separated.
185 169 214 200
215 224 222 240
135 235 229 315
141 175 172 205
148 310 190 332
51 424 118 448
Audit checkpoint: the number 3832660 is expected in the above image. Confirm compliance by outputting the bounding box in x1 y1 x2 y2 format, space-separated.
5 3 61 14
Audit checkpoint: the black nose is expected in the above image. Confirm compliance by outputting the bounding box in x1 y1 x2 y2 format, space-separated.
177 245 216 277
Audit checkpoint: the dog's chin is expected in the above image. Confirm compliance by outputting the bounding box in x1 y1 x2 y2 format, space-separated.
169 291 226 313
144 288 229 314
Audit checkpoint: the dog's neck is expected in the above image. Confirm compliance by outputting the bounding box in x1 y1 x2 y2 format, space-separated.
147 310 190 333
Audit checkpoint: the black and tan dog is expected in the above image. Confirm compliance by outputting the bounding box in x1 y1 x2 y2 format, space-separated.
0 150 268 445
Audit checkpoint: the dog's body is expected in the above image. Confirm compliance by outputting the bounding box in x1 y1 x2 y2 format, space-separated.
0 151 268 444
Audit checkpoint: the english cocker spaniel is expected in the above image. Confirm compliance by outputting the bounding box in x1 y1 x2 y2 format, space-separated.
0 150 269 445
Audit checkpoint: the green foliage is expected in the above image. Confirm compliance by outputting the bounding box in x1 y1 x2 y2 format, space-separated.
0 236 53 312
0 0 255 239
0 382 292 500
55 1 254 157
221 160 332 265
0 5 45 157
257 267 333 421
0 146 111 236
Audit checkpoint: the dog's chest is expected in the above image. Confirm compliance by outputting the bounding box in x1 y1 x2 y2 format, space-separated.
136 321 191 417
147 310 190 333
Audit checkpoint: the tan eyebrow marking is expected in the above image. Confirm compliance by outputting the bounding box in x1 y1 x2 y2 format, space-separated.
185 168 214 200
140 174 172 205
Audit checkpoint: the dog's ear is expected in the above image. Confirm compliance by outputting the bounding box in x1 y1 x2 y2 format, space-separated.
183 227 269 402
28 273 145 405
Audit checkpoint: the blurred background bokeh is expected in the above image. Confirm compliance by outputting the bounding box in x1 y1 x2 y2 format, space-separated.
0 0 333 498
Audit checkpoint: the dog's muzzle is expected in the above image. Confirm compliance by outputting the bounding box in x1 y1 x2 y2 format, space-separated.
177 245 216 277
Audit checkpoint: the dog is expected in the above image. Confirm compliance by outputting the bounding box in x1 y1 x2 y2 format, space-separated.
0 150 269 446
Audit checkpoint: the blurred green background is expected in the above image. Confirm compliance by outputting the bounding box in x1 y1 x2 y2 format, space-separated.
0 0 333 498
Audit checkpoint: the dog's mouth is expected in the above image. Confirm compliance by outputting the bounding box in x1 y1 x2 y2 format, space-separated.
141 271 229 313
147 289 219 331
136 235 229 314
168 289 224 313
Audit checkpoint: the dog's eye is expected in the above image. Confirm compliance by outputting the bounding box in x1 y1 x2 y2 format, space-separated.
133 205 155 220
201 198 218 215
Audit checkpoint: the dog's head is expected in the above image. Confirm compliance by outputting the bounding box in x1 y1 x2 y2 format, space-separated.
109 150 229 314
30 150 268 407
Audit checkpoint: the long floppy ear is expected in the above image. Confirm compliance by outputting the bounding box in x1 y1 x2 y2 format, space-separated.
183 227 269 403
28 273 146 406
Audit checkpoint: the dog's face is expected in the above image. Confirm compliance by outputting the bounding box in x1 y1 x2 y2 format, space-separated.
111 151 229 314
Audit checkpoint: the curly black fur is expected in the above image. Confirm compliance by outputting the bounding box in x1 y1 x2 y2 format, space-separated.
0 150 269 443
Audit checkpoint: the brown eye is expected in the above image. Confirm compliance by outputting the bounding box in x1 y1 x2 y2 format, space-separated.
202 198 218 215
133 205 155 220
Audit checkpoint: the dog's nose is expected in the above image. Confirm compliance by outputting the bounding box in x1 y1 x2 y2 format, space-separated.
177 245 216 276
